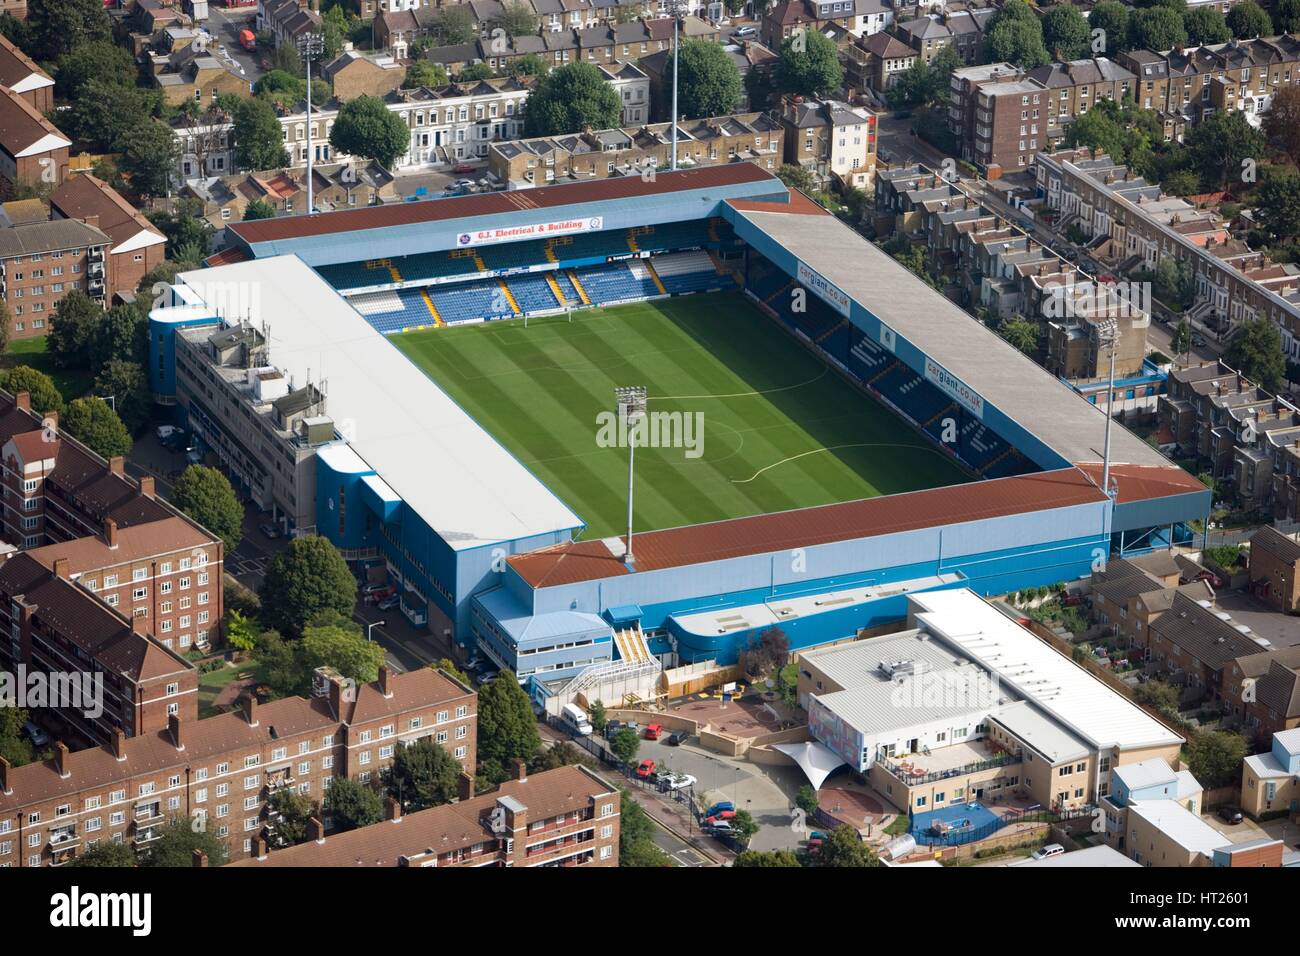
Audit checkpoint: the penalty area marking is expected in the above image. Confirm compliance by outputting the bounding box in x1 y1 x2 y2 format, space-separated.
730 443 956 484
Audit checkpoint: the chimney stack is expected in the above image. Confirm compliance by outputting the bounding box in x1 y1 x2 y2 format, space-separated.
139 476 155 499
104 517 118 549
108 455 124 476
111 728 127 761
54 741 70 778
131 613 149 637
52 558 70 579
0 755 9 795
328 674 350 719
169 713 183 751
242 693 259 727
42 409 58 432
458 771 475 802
192 849 208 868
308 816 325 842
254 835 268 860
385 795 403 822
511 758 528 783
14 391 30 412
378 665 392 698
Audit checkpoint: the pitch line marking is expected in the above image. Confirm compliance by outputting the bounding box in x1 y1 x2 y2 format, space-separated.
730 443 957 484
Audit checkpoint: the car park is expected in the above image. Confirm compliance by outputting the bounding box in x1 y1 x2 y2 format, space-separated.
635 759 656 779
1217 806 1243 825
704 820 735 836
604 719 623 738
665 729 690 746
658 772 696 792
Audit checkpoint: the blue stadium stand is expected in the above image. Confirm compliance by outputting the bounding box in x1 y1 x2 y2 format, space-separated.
508 272 563 313
573 261 661 304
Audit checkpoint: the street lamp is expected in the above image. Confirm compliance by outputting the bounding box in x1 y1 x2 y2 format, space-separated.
296 31 326 214
367 620 385 642
615 386 646 565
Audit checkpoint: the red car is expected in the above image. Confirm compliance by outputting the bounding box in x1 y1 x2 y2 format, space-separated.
453 163 476 174
634 759 656 779
644 723 663 740
706 809 736 824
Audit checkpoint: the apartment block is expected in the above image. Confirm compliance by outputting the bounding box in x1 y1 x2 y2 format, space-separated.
0 219 109 341
1090 554 1213 649
49 174 167 302
231 762 620 868
0 666 477 866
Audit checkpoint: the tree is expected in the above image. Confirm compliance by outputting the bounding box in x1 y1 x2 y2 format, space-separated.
403 60 449 89
0 298 10 354
609 726 640 765
266 788 316 848
1184 110 1265 189
813 824 877 867
119 120 180 199
62 397 131 458
330 95 412 170
774 29 843 97
140 816 229 867
731 808 759 845
985 18 1050 68
494 0 538 37
326 777 385 832
1263 85 1300 166
433 4 476 45
777 163 816 193
734 849 802 866
737 626 789 679
1186 731 1249 788
233 97 291 172
256 630 306 697
91 303 147 372
1128 7 1188 52
259 536 356 635
1225 0 1271 38
46 290 100 369
512 52 549 77
0 366 63 416
67 841 137 867
457 63 495 82
1042 4 1092 60
796 784 820 816
431 657 470 685
588 700 607 733
1171 318 1192 356
1162 167 1202 196
0 706 35 767
171 464 245 551
522 62 622 137
477 669 541 766
299 623 386 685
530 740 595 772
1066 106 1128 161
619 790 671 866
383 737 461 811
1254 168 1300 242
1088 1 1131 55
226 608 259 653
1183 6 1231 44
1224 317 1288 392
998 317 1039 355
94 359 150 433
1133 678 1180 712
54 39 136 99
27 0 111 61
242 199 277 221
1276 0 1300 33
64 81 160 154
664 39 742 120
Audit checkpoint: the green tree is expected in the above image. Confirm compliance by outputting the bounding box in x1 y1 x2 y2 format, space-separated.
383 737 461 811
1171 318 1192 356
619 790 671 866
522 62 622 136
266 788 316 848
326 777 385 832
242 199 277 220
431 657 470 685
403 60 449 89
1042 4 1092 60
258 536 356 635
814 824 877 867
512 52 549 77
1224 317 1287 392
774 29 843 97
433 4 476 45
62 397 131 458
226 608 259 653
0 366 63 416
1162 167 1202 196
1183 6 1231 44
54 39 137 98
609 726 640 764
1276 0 1300 33
529 741 595 772
1133 678 1180 711
457 63 495 81
664 38 742 119
299 623 386 685
171 464 245 551
119 120 180 199
1186 731 1248 788
256 629 307 697
796 784 820 815
1184 109 1265 189
233 97 292 171
65 81 161 153
734 849 802 866
1254 168 1300 242
94 359 150 433
1226 0 1271 38
998 317 1039 354
589 700 607 733
140 816 229 867
730 808 759 845
1088 1 1131 55
67 841 137 867
1066 106 1128 161
329 95 413 169
1128 7 1188 52
46 290 100 369
494 0 538 36
477 669 541 766
90 303 147 372
777 163 816 193
27 0 111 61
1263 85 1300 166
0 706 35 767
985 18 1051 67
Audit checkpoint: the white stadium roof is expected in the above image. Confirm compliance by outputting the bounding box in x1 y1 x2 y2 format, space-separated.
178 256 583 551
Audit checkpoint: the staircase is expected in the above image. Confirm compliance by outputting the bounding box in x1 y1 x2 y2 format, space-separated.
978 445 1017 476
815 318 848 344
923 402 958 429
546 271 568 306
612 623 652 664
497 278 521 315
568 269 591 305
869 359 900 386
764 278 794 304
419 288 444 327
644 259 668 295
473 252 488 272
707 218 720 243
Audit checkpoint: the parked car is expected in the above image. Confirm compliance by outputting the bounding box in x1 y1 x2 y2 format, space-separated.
634 759 656 779
1030 843 1065 861
453 162 476 173
239 28 257 52
259 522 281 539
560 702 592 736
377 595 400 611
705 801 734 818
21 720 49 748
604 719 623 738
454 179 475 191
665 729 690 746
658 772 696 792
1217 806 1243 825
644 723 663 740
732 25 757 37
704 820 735 836
363 584 395 604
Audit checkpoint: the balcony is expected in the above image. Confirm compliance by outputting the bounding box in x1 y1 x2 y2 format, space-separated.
48 827 80 850
877 743 1021 787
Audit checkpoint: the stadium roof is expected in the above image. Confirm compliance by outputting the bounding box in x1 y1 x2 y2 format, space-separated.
909 589 1183 753
176 256 583 551
726 200 1174 472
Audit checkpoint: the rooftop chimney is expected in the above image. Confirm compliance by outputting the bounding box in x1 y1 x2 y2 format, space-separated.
308 816 325 843
132 613 149 637
192 849 208 867
385 795 403 822
14 391 29 412
108 455 124 476
52 558 70 579
242 693 259 727
511 758 528 783
254 835 268 860
138 476 155 499
378 665 392 698
54 741 70 778
458 771 475 802
104 517 118 549
169 712 183 751
42 409 58 431
111 728 126 761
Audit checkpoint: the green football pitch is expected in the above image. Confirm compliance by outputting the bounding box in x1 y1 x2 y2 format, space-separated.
391 292 970 539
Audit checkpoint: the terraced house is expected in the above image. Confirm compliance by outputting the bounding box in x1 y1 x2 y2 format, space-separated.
0 667 477 866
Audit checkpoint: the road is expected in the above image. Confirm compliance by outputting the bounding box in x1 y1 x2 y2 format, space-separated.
203 7 264 87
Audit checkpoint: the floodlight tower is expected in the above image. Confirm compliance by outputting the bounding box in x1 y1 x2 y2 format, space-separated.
667 0 690 171
1097 316 1120 500
615 386 647 565
296 31 326 214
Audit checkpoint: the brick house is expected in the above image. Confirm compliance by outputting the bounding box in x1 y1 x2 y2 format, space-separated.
1248 526 1300 613
49 174 167 303
0 34 53 114
0 84 70 192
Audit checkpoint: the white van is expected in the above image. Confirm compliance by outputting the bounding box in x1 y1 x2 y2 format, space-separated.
560 703 592 736
1030 843 1065 861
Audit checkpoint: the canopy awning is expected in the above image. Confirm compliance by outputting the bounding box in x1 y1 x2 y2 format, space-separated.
773 740 847 791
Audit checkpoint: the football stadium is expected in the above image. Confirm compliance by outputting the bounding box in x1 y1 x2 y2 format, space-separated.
149 164 1210 705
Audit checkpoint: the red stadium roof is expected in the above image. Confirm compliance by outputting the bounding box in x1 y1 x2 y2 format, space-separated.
509 467 1113 588
727 191 829 217
228 164 782 244
1073 462 1209 504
